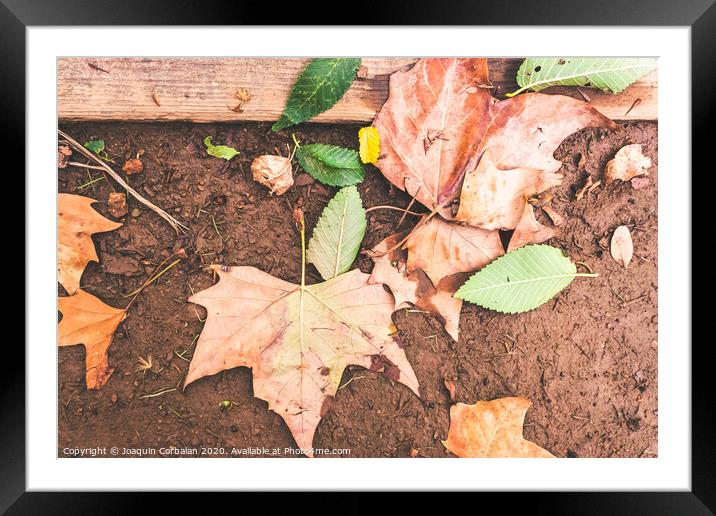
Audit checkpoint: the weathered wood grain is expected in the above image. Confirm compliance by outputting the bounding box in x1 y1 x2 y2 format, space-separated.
57 58 657 123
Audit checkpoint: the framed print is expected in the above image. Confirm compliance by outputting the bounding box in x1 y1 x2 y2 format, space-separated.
4 0 712 512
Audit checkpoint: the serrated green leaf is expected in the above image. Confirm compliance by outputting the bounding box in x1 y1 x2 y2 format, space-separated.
296 144 365 186
307 186 367 281
455 245 593 314
204 136 240 160
83 139 105 154
273 58 361 131
507 58 657 96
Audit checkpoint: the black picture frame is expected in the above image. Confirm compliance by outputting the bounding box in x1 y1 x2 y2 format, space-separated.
4 0 710 512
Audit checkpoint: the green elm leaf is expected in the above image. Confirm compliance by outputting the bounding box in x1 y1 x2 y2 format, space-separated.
507 57 657 97
204 136 240 160
296 144 365 187
307 186 367 281
455 245 595 314
273 58 361 131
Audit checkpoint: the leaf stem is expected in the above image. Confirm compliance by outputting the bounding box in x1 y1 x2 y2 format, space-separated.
573 273 599 278
294 208 306 289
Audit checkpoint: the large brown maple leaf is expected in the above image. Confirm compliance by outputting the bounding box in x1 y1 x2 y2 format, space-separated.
367 233 466 341
185 266 419 455
404 215 504 288
58 193 122 294
373 58 618 228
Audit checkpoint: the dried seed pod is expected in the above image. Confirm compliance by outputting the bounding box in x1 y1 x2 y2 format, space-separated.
58 145 72 168
251 155 293 196
604 144 651 184
122 158 144 175
107 192 128 218
610 225 633 268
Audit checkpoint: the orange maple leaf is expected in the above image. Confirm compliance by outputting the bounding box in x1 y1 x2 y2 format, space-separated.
443 397 555 458
58 193 121 294
58 289 126 389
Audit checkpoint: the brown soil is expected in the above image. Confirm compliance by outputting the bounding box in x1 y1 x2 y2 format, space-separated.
58 121 657 458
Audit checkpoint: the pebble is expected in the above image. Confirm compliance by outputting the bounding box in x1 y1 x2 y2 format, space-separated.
131 208 141 217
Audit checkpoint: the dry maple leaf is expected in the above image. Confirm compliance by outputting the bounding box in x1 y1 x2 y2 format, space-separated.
604 143 652 184
373 58 494 217
58 193 122 295
507 204 557 252
404 216 504 288
610 225 633 267
251 155 294 195
185 266 419 455
367 233 465 341
373 58 618 226
58 289 127 389
443 397 555 458
456 150 563 230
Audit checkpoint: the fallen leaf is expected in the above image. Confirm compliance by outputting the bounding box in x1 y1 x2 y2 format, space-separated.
185 266 419 455
251 155 293 196
83 139 105 155
58 289 127 389
443 397 555 457
456 245 587 314
509 57 657 96
273 58 361 131
610 225 633 267
541 205 564 227
373 58 493 216
58 193 122 295
58 144 72 168
358 126 380 165
107 192 128 218
295 143 364 187
122 158 144 175
404 216 504 288
373 58 617 224
307 186 366 281
604 144 652 184
204 136 239 160
367 233 465 341
507 204 557 252
456 150 562 230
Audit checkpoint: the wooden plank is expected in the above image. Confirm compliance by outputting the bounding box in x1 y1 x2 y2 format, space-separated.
58 58 657 123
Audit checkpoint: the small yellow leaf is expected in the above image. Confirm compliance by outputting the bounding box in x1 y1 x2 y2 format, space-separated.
358 127 380 165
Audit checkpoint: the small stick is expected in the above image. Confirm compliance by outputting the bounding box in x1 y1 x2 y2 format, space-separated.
364 205 424 217
59 129 188 233
68 161 106 171
396 189 421 229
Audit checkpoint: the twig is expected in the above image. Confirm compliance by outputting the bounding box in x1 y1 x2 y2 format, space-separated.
364 205 424 217
58 129 188 233
68 161 106 171
396 188 422 229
